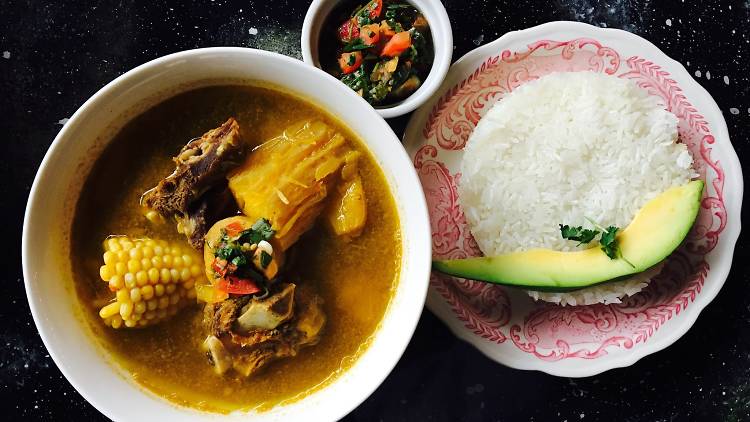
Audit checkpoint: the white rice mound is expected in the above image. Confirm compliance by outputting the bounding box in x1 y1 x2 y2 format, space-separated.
459 71 696 306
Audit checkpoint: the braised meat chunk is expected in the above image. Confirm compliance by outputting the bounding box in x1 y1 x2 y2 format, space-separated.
141 118 245 249
201 283 326 377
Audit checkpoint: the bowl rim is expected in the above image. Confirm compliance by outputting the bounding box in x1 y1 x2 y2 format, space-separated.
22 47 432 419
403 20 743 377
301 0 453 119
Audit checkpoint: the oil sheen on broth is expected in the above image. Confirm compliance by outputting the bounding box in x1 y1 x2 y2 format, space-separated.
71 85 401 412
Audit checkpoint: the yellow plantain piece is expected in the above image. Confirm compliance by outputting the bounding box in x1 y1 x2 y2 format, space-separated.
228 120 356 250
324 150 367 239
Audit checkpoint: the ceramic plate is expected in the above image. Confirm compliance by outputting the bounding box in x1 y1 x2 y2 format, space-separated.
403 21 743 377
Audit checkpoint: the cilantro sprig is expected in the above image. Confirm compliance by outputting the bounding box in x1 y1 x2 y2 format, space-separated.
559 219 634 268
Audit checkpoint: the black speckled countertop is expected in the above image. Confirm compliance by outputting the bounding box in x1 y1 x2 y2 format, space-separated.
2 1 749 420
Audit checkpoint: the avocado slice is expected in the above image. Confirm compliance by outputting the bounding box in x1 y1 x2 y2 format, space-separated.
433 180 704 291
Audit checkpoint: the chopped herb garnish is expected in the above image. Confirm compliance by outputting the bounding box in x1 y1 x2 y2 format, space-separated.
559 224 600 246
251 218 275 241
599 226 620 260
231 254 247 267
560 218 634 267
260 251 272 269
343 38 371 52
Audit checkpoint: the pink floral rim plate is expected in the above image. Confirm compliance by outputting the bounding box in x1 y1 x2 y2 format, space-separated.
403 21 743 377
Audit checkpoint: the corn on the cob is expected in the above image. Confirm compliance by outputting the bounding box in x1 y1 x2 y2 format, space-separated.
97 236 204 328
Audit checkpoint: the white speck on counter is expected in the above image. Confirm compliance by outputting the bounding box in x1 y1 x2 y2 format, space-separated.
580 413 585 419
706 71 712 80
729 108 739 114
2 51 10 59
724 76 730 85
473 34 484 46
665 18 672 26
695 70 701 77
57 118 69 125
248 27 258 35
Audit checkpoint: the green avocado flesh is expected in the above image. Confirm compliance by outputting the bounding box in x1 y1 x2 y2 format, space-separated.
433 180 704 292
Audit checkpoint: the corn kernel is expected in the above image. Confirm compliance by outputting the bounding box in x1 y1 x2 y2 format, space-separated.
186 288 197 299
111 316 123 329
156 309 167 319
103 251 116 265
120 302 133 319
155 284 165 297
142 246 154 259
154 246 164 256
158 297 169 309
130 288 142 303
147 299 158 311
138 319 148 326
135 271 148 286
145 310 156 320
148 268 159 283
99 302 120 318
107 238 121 251
127 259 141 273
124 319 137 328
160 268 171 283
190 265 202 278
117 250 128 261
124 273 136 289
134 301 146 315
183 279 195 290
182 255 193 266
141 285 154 300
169 269 180 282
173 256 183 268
180 268 191 282
115 262 127 276
170 293 180 305
162 255 173 267
108 277 123 291
166 284 176 295
129 247 143 260
151 256 162 269
140 258 151 270
116 289 130 303
99 265 113 281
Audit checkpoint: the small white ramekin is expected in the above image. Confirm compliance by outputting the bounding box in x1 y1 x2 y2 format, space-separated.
302 0 453 119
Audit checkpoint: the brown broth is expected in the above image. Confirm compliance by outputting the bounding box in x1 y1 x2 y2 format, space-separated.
70 85 401 412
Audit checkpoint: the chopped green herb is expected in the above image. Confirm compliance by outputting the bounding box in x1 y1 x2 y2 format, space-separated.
231 254 247 267
560 218 634 267
599 226 620 260
260 251 272 269
250 218 275 241
368 81 390 102
559 224 600 246
343 38 371 52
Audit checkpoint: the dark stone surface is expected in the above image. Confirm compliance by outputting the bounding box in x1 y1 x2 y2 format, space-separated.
2 0 748 420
